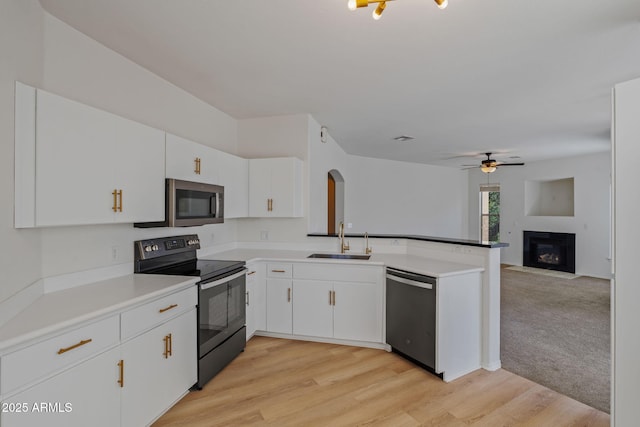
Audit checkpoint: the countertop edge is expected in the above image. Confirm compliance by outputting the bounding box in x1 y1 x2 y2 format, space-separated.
306 233 509 248
0 275 198 354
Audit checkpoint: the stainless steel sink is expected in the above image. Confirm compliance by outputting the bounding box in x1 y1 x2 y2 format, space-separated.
307 253 371 260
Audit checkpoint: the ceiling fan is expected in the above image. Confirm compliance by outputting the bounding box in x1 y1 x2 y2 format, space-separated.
462 152 525 173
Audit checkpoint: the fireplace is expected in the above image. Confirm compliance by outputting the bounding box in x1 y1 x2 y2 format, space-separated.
523 231 576 274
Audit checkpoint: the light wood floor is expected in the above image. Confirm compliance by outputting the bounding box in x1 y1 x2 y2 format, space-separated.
153 336 610 426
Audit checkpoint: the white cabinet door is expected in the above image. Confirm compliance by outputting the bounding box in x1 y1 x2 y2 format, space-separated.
269 158 303 217
333 281 383 343
33 88 165 226
35 89 117 226
113 117 165 223
120 309 197 427
0 347 121 427
165 133 219 184
248 158 303 218
218 150 249 218
248 158 272 217
266 279 293 334
292 280 333 338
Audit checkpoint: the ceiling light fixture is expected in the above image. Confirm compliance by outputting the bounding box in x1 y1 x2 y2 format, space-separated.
481 164 497 174
373 1 386 20
348 0 447 19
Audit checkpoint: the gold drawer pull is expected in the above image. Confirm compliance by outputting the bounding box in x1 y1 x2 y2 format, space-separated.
271 269 286 273
247 271 256 276
159 303 178 313
117 359 124 387
287 287 292 302
57 338 92 355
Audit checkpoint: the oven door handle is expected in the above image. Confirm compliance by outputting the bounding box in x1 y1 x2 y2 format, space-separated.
200 268 248 291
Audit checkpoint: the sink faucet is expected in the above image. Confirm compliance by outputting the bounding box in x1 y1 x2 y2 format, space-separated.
338 222 350 253
364 232 372 255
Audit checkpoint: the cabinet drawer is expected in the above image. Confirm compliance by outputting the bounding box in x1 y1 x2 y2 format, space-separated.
267 263 293 278
294 263 383 283
121 286 197 340
1 315 119 395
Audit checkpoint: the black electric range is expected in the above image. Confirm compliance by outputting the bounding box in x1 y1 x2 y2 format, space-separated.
134 234 247 389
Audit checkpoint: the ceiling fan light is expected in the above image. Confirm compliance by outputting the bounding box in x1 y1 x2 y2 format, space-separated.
373 1 386 19
434 0 448 9
481 165 497 173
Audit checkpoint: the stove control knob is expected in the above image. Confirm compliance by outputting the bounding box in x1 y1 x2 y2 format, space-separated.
144 245 153 252
152 245 159 251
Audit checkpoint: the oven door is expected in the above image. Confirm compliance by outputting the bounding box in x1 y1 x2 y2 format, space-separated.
198 268 246 357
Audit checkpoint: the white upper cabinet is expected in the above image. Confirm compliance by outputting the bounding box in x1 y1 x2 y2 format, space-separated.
218 150 249 218
15 83 165 227
249 157 303 217
165 133 219 184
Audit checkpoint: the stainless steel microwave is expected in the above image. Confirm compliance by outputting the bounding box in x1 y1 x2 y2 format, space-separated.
135 179 224 228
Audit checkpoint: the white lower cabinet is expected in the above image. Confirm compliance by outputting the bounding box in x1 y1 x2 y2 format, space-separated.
120 308 197 427
0 287 197 427
266 278 293 334
332 281 382 343
292 279 383 343
292 280 333 338
246 262 266 339
0 347 121 427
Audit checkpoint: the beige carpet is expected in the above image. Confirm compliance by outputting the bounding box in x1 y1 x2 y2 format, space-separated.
505 265 581 280
500 266 610 413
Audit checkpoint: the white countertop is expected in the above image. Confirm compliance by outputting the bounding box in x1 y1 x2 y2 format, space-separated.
207 249 483 278
0 274 198 352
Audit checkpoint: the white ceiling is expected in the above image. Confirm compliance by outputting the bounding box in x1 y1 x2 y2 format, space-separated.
39 0 640 168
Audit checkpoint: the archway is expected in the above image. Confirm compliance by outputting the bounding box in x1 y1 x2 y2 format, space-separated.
328 170 345 235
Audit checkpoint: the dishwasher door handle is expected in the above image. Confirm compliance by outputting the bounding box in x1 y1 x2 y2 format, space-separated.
386 274 433 290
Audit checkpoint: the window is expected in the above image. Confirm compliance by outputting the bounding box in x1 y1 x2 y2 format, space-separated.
480 184 500 242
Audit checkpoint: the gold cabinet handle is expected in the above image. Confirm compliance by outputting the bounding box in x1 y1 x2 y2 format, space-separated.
117 359 124 388
270 198 273 211
163 334 172 359
159 303 178 313
118 189 123 212
287 288 291 303
271 269 286 273
246 291 250 306
112 189 118 212
57 338 92 355
247 271 256 276
332 291 336 306
195 157 201 174
168 333 172 357
329 290 332 306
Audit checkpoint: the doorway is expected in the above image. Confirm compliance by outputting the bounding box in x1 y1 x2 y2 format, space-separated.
327 170 345 235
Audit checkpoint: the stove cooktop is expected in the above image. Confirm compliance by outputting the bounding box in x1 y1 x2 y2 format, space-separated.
149 259 245 281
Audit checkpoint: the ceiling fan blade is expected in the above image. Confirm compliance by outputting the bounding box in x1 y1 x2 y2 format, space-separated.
497 162 525 166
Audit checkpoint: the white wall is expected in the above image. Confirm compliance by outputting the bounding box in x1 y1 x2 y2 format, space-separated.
1 3 241 297
468 151 611 279
308 123 348 234
0 0 45 304
612 76 640 427
345 156 469 237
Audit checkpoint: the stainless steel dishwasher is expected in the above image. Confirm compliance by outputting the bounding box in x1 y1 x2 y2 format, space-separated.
386 267 439 374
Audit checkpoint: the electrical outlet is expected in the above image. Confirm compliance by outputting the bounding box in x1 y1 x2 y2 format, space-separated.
111 246 119 261
260 231 269 241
